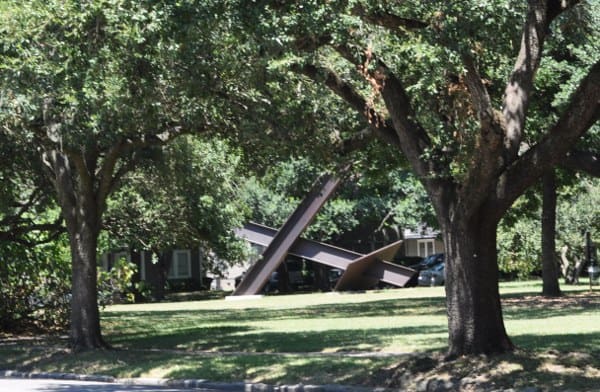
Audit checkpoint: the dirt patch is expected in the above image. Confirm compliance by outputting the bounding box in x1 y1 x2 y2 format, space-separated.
368 349 600 391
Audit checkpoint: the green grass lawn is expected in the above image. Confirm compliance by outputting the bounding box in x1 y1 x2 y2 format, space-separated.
1 280 599 389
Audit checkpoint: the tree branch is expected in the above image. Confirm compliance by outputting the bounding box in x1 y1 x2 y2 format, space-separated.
457 54 506 213
291 62 400 148
1 187 45 226
333 44 437 180
96 139 127 213
43 150 77 229
502 0 581 163
0 218 64 244
95 125 187 213
497 59 600 212
68 150 95 201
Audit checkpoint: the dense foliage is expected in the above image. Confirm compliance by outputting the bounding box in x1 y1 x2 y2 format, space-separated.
498 176 600 278
0 236 70 332
0 0 598 355
103 136 249 260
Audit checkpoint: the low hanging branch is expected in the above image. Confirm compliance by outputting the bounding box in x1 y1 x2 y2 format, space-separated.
290 62 400 149
0 218 64 246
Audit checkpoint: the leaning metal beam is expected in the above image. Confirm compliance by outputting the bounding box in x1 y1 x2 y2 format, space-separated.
233 173 343 296
236 222 361 269
236 222 416 291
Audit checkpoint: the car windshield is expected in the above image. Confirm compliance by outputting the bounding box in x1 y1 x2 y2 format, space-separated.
423 254 441 266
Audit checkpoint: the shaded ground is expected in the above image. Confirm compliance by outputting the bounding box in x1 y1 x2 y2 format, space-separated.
370 292 600 391
1 286 599 391
369 349 600 391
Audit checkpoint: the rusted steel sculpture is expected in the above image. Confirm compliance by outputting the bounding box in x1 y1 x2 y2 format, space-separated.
236 222 414 292
233 173 343 296
233 167 415 296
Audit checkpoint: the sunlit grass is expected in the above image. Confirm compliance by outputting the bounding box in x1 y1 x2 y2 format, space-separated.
2 280 599 387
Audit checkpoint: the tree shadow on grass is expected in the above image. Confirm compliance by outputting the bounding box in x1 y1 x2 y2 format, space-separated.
163 354 398 385
102 296 447 327
476 349 600 391
513 331 600 353
109 324 447 353
502 291 600 320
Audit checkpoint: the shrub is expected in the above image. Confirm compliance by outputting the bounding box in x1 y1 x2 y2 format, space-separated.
97 256 138 307
0 239 71 333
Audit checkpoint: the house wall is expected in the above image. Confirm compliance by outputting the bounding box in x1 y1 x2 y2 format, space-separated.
403 238 444 257
405 240 419 257
140 248 206 291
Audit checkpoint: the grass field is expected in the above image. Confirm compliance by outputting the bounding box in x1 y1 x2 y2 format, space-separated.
1 281 599 389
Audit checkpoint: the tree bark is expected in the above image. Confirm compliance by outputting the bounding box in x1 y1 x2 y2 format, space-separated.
442 211 514 357
67 215 107 350
47 151 108 350
541 171 561 296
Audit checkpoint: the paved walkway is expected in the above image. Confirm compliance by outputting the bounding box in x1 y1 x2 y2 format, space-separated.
0 378 224 392
0 371 382 392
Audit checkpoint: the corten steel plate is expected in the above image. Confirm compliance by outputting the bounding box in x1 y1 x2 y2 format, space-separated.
333 240 406 291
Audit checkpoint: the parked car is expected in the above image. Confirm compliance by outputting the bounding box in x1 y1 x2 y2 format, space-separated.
418 262 445 286
410 253 444 271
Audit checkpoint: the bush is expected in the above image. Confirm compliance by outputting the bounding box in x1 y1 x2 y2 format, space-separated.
0 239 71 333
97 256 138 307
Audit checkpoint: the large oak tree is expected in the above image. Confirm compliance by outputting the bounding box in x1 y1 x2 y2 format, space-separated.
243 0 600 356
0 0 252 349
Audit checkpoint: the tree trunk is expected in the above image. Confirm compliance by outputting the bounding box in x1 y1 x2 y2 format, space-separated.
541 171 561 296
49 151 109 350
68 221 107 350
442 213 514 357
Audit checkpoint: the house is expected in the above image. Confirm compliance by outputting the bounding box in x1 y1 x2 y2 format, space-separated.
400 226 444 258
100 247 208 294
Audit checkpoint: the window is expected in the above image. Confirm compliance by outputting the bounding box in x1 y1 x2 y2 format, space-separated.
168 249 192 279
418 239 435 257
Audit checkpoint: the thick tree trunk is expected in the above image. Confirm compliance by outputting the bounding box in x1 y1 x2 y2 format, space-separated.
68 220 107 350
49 151 109 350
541 172 561 296
442 213 514 357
